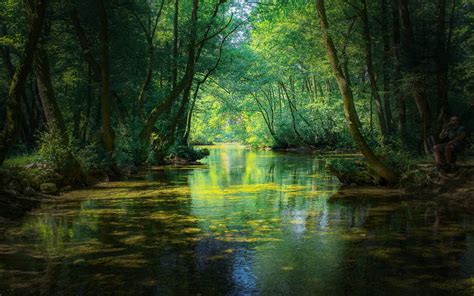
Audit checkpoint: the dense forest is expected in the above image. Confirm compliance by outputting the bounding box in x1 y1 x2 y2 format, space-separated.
1 1 474 294
1 0 473 185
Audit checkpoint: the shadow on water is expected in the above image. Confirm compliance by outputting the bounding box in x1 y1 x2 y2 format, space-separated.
0 144 473 295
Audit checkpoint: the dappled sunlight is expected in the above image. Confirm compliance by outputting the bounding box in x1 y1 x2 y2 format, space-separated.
0 145 474 294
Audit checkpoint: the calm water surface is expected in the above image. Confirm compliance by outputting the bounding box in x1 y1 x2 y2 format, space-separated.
1 144 474 295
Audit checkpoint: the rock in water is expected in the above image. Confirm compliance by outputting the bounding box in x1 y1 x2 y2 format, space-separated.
40 183 58 195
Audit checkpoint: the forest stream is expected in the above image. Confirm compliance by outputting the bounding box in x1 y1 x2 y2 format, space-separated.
1 144 474 295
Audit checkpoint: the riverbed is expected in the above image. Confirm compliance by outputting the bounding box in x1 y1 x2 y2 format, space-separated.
1 144 473 295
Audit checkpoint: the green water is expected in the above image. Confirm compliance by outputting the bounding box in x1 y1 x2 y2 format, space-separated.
1 144 473 295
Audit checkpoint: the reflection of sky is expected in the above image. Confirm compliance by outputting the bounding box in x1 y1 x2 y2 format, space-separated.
188 144 342 292
2 144 473 294
230 249 257 295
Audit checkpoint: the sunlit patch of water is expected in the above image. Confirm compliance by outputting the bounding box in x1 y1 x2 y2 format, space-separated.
0 144 473 294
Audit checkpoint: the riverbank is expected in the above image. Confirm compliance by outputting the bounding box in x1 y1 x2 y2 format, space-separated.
2 144 473 295
403 159 474 213
0 155 206 234
0 165 65 235
2 148 472 236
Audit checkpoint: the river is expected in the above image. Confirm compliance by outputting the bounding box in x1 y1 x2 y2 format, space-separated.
0 144 473 295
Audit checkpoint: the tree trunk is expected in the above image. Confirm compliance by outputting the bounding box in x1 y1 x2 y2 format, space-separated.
140 0 199 144
398 0 431 150
171 0 179 88
183 83 201 144
34 46 67 134
0 24 35 149
0 0 47 165
174 84 192 146
361 0 388 137
381 0 393 134
96 0 116 164
316 0 399 184
81 69 93 144
135 0 164 111
70 8 101 82
392 0 407 145
71 6 127 125
436 0 449 122
35 43 84 181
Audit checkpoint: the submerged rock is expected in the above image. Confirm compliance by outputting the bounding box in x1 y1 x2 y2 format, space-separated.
40 183 58 195
23 186 36 196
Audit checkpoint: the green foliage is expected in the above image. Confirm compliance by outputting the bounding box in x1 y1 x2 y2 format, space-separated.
115 123 146 167
1 0 473 182
37 128 75 173
75 141 110 174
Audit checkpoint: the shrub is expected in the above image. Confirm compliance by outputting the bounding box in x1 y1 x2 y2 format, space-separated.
37 127 75 172
75 141 110 174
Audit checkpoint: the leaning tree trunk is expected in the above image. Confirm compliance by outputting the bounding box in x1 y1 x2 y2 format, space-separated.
34 46 67 134
140 0 199 145
316 0 399 185
0 0 47 165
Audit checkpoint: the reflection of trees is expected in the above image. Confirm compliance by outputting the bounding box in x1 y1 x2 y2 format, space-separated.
188 145 344 293
8 147 468 294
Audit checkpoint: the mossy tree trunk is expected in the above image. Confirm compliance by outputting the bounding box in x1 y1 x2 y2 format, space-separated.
316 0 399 185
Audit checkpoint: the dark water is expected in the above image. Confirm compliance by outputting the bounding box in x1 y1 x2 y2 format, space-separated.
0 144 473 295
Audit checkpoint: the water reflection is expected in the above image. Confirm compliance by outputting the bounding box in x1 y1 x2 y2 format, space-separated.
0 144 473 295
